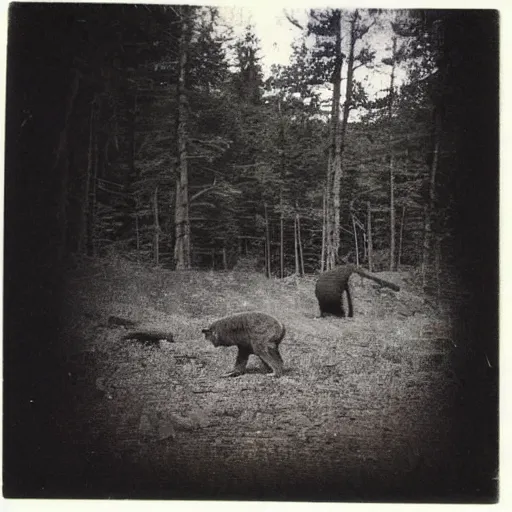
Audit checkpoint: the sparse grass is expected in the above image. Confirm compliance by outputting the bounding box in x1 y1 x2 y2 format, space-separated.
60 258 462 499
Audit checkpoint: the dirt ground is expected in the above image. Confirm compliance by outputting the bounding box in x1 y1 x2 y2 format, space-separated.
49 260 494 501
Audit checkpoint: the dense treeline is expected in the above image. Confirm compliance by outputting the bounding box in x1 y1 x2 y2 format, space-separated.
5 4 499 311
8 5 488 285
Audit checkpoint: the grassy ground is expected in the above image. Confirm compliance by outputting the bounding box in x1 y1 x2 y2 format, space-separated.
56 259 469 501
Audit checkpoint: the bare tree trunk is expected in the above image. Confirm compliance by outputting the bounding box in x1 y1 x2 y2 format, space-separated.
328 10 363 272
264 237 270 278
264 202 271 278
223 247 227 270
352 267 400 291
367 201 373 272
174 179 182 266
422 108 441 287
435 236 441 303
174 6 192 270
398 205 406 269
294 213 299 276
296 207 305 276
277 97 286 278
153 185 160 265
340 10 359 150
320 187 327 272
325 9 343 271
389 152 396 270
421 204 429 286
333 10 360 268
280 190 284 278
351 213 359 267
388 36 397 272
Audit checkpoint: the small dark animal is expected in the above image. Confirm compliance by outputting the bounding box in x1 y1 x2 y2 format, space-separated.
202 312 286 378
106 316 174 346
122 330 174 346
315 264 400 318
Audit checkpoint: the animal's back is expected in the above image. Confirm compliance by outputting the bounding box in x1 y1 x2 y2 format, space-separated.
315 268 343 300
315 266 356 316
211 311 285 346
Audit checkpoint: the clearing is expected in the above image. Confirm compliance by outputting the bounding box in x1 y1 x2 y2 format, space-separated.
51 260 489 501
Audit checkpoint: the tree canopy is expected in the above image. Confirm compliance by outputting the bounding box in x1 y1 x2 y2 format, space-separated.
6 5 498 283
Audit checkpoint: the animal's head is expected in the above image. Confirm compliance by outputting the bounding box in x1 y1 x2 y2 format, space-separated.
202 328 219 346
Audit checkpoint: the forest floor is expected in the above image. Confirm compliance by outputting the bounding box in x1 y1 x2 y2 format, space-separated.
56 258 471 501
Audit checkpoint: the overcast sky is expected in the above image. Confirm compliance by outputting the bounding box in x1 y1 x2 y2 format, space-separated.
218 6 407 101
218 6 306 75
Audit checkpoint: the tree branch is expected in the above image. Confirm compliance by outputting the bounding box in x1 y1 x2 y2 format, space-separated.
190 176 217 202
285 11 304 30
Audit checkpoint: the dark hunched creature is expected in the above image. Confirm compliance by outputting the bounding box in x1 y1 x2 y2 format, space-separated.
315 264 400 318
202 312 286 378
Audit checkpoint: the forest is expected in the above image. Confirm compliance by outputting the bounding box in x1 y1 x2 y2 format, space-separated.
4 4 498 503
6 5 482 278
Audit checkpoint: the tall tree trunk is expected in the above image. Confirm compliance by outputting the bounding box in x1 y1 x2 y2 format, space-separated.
280 190 284 278
277 100 285 279
340 10 359 148
153 185 160 265
294 214 299 275
333 10 359 267
389 152 396 270
422 108 441 287
367 201 373 272
296 204 305 276
398 205 406 269
264 202 271 278
327 9 360 271
324 9 342 271
174 179 182 266
320 187 327 272
351 213 359 266
388 36 397 271
174 6 192 270
435 235 441 303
